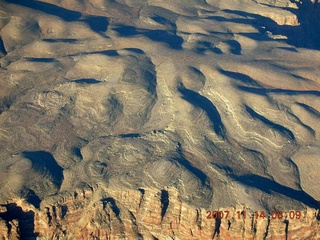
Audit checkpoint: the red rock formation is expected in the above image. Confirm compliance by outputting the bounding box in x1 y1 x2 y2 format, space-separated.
0 186 319 239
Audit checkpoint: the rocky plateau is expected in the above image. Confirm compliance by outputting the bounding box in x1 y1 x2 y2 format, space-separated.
0 0 320 239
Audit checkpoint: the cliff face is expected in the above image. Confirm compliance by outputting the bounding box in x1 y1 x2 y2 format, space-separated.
1 186 319 240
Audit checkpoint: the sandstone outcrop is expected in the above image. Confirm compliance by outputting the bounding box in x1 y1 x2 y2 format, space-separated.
0 186 319 239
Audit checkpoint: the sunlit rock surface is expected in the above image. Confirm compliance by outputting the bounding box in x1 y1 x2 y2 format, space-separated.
0 187 319 239
0 0 320 238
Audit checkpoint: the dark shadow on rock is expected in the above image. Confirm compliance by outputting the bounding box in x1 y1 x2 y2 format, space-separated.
228 219 231 230
90 161 107 176
206 14 279 43
296 102 320 118
284 219 289 240
223 9 300 43
0 37 7 56
219 69 262 87
238 85 320 96
113 25 183 50
276 47 299 52
84 15 109 32
256 0 320 49
245 105 295 140
178 85 226 139
0 203 39 239
61 205 68 219
5 0 109 34
195 41 223 55
22 151 64 189
151 15 176 30
25 189 41 209
114 26 138 36
176 143 208 185
211 163 234 175
69 50 119 57
123 48 145 54
206 8 320 49
226 39 242 55
207 15 251 24
119 133 141 138
72 78 102 84
5 0 82 21
26 57 56 62
145 30 183 49
212 215 221 239
222 7 320 50
231 174 319 208
0 96 15 114
160 190 169 220
238 32 272 42
72 146 83 159
102 197 121 219
43 38 78 43
296 0 320 49
100 50 119 56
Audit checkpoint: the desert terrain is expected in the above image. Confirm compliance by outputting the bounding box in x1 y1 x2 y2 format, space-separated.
0 0 319 239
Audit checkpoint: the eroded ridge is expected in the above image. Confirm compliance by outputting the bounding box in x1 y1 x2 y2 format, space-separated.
0 0 320 239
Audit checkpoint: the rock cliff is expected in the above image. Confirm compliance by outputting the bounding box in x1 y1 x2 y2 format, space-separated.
0 186 319 239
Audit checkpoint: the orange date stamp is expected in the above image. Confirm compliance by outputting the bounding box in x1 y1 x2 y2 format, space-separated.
206 210 302 220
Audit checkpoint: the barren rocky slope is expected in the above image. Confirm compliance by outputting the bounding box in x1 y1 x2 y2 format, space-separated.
0 0 320 239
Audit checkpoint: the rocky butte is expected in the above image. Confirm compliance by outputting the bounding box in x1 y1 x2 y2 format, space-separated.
0 0 319 239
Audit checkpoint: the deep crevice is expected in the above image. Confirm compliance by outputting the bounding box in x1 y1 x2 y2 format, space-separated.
45 208 52 225
61 205 68 219
138 188 145 208
264 217 271 240
0 203 39 239
212 214 221 238
128 211 143 240
160 190 169 220
101 197 126 236
284 219 289 240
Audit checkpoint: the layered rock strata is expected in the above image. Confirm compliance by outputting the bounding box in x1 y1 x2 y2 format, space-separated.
0 186 319 240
